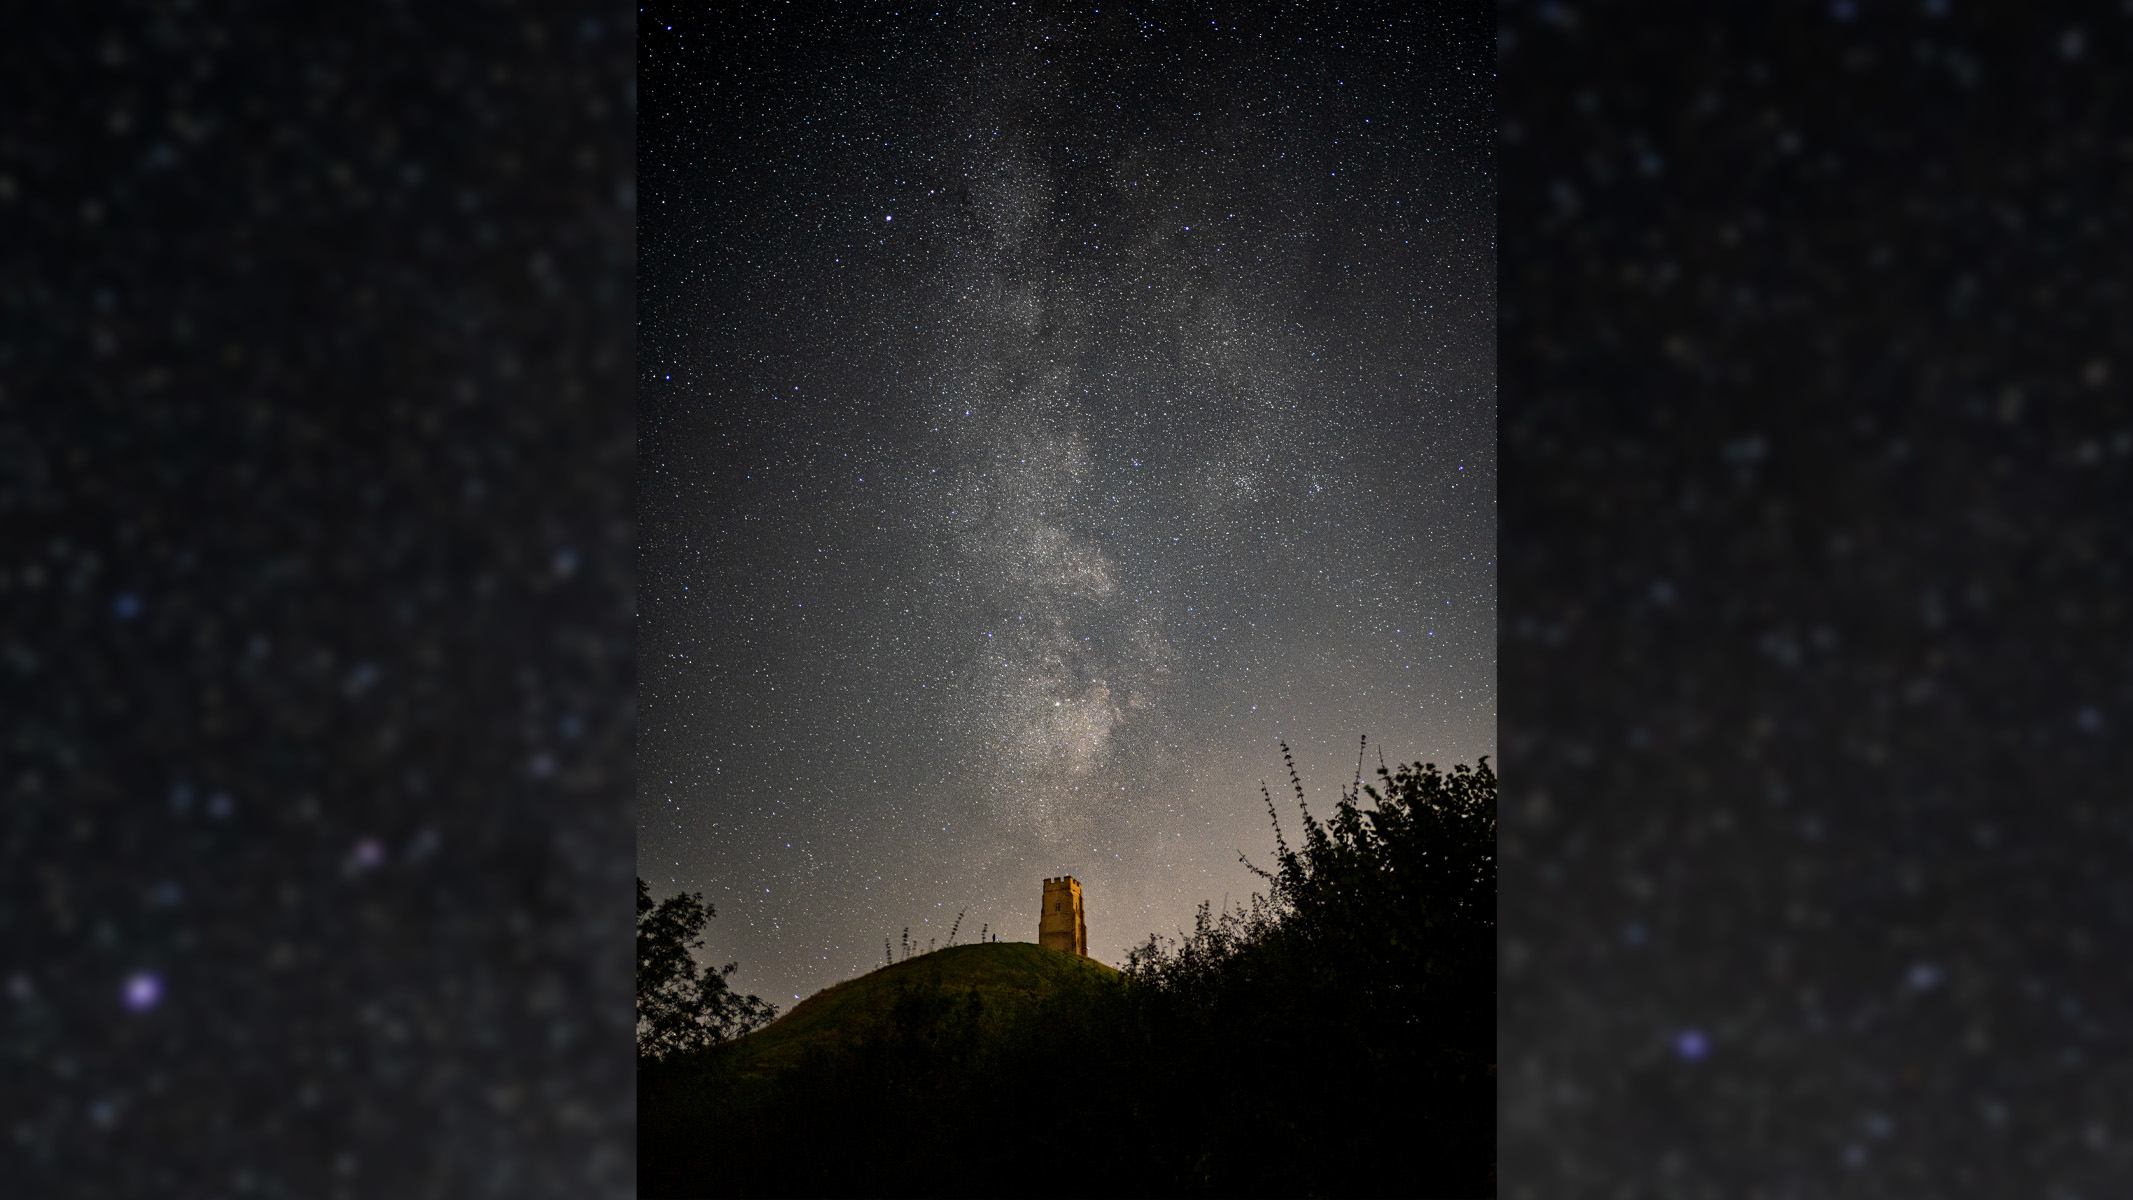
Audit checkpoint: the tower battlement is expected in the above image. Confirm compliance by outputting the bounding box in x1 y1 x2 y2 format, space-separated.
1038 876 1087 957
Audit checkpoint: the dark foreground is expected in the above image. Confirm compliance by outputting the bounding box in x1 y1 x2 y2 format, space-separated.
641 759 1498 1199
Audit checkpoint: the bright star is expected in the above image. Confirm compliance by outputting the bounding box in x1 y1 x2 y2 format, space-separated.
123 972 161 1012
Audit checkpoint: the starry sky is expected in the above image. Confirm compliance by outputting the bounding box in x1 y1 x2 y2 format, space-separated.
639 2 1493 1008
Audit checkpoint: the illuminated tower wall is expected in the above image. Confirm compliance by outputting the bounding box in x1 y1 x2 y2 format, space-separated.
1038 876 1087 957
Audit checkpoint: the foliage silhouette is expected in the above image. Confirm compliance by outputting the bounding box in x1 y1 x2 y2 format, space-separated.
1121 748 1498 1196
638 877 778 1063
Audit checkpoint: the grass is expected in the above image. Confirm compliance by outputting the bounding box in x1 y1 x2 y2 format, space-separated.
641 941 1130 1198
641 939 1128 1145
702 941 1121 1082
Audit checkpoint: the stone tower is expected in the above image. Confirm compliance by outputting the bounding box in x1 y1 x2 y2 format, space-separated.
1039 876 1087 956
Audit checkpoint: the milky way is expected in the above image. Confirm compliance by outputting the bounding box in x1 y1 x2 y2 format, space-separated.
640 4 1493 1007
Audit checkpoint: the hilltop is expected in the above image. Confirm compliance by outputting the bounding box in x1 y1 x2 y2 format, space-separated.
689 941 1121 1084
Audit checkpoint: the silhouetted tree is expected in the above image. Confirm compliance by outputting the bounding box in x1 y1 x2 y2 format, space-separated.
637 877 776 1063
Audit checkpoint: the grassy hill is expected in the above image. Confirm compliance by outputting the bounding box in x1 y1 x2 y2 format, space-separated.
641 941 1132 1197
640 940 1127 1161
694 941 1121 1084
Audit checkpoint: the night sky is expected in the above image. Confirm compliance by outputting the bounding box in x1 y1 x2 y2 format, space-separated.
639 3 1493 1008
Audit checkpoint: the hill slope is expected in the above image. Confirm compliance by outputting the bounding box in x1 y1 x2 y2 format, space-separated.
707 941 1121 1081
640 942 1129 1196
